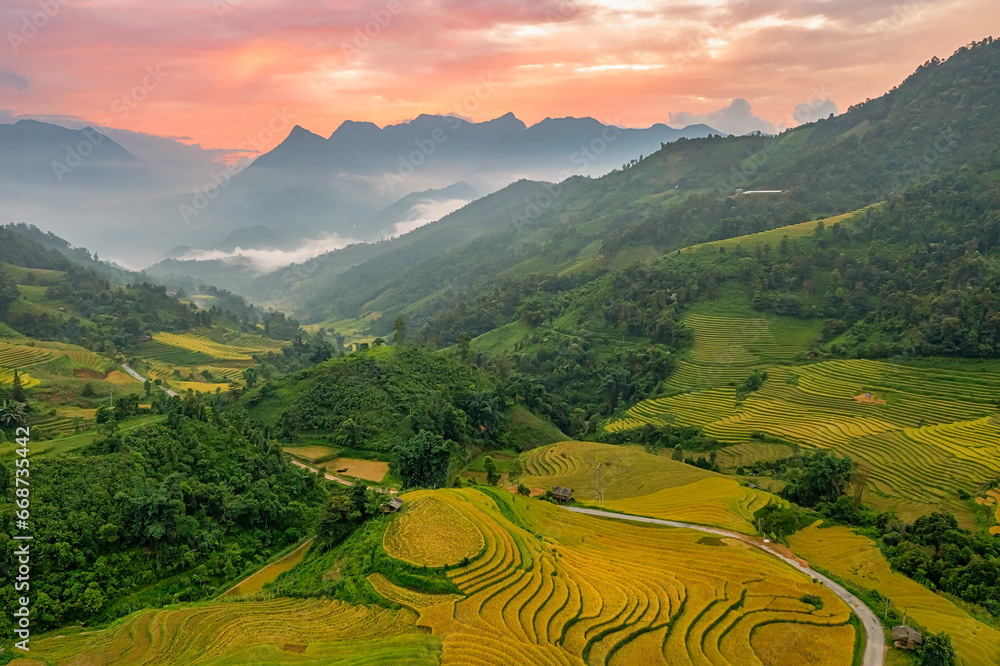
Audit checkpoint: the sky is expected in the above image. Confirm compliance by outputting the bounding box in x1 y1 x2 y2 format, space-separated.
1 0 998 155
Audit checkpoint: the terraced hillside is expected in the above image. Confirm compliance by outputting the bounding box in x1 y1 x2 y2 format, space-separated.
789 522 1000 666
404 488 855 665
519 441 786 534
148 331 284 363
609 318 1000 523
679 211 862 255
9 598 440 665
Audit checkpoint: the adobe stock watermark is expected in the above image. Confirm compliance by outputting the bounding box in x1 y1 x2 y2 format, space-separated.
51 65 168 183
179 107 296 224
510 122 625 225
7 0 66 53
379 75 497 195
875 0 926 39
673 0 750 71
341 0 403 62
900 126 959 175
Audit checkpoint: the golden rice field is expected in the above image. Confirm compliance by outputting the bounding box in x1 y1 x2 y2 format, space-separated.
9 598 440 666
176 381 232 394
220 539 315 599
395 488 854 666
789 522 1000 666
383 496 486 567
151 332 281 362
608 350 1000 524
194 365 245 382
520 441 719 500
603 477 788 534
0 340 60 369
367 573 464 610
0 368 40 389
519 442 783 533
318 457 390 482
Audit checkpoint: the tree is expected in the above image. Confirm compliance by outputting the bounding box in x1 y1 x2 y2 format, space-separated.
393 316 407 346
349 482 368 520
372 337 386 347
242 366 259 389
0 400 26 428
457 332 472 364
517 483 530 496
315 494 356 550
484 456 500 486
394 430 453 489
920 632 957 666
11 370 25 403
144 380 152 398
781 451 853 507
671 444 683 461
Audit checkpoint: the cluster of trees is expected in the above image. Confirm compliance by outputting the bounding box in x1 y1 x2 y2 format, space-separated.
314 483 388 551
252 346 512 453
252 329 342 376
693 161 1000 359
599 192 811 258
0 392 326 634
876 512 1000 615
496 341 676 434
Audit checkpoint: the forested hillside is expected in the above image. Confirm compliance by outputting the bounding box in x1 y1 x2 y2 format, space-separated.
0 393 326 636
280 38 1000 352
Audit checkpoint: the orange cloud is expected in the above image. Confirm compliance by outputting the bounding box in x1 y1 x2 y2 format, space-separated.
1 0 997 150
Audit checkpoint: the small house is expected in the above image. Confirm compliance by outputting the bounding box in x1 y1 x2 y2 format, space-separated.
892 625 923 650
383 498 404 513
551 486 574 503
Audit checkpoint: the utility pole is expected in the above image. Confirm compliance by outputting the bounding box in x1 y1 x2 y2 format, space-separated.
595 463 601 508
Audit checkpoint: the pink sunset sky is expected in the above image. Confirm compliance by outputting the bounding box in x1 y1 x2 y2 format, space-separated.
1 0 997 153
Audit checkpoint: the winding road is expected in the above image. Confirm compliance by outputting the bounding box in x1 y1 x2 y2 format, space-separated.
566 507 885 666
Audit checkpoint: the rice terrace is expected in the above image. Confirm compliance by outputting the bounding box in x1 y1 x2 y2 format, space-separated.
6 26 1000 666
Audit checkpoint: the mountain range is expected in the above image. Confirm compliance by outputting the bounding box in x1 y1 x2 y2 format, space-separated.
0 113 720 270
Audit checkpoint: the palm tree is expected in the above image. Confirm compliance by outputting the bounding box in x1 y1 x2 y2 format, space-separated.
0 400 26 428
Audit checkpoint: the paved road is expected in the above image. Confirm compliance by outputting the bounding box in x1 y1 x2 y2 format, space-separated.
566 507 885 666
120 364 177 397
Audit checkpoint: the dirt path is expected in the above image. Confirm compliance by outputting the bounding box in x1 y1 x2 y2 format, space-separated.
289 459 398 494
120 364 177 397
566 507 885 666
290 459 352 486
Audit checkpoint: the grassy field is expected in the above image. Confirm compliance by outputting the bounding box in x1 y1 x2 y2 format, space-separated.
789 522 1000 666
9 598 440 665
397 488 854 665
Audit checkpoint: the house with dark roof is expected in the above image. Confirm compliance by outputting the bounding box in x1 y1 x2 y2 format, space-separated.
892 625 923 650
383 498 404 513
551 486 574 503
